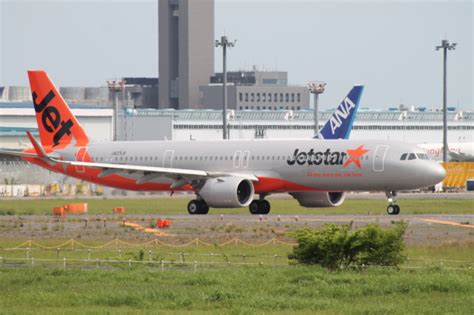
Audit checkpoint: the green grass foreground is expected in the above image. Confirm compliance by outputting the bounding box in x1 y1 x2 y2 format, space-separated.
0 197 473 215
0 267 472 314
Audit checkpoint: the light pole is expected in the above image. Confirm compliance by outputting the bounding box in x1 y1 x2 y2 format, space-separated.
308 82 326 138
107 80 125 141
435 39 457 162
215 36 236 140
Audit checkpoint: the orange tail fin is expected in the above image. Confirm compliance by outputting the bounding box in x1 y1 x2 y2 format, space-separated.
28 70 89 149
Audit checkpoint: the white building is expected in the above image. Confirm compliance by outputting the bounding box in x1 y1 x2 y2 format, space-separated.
2 102 472 148
0 102 113 149
120 108 474 144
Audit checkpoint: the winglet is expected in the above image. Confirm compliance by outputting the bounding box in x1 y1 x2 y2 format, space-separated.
318 85 364 140
26 131 49 158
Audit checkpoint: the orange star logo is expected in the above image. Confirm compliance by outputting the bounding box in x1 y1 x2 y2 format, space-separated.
343 145 369 168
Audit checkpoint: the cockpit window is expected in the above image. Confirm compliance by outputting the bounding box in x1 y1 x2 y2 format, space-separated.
400 153 407 160
416 153 429 160
408 153 417 160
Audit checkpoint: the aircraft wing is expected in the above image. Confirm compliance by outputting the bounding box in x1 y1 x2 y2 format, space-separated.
3 132 258 188
51 158 258 183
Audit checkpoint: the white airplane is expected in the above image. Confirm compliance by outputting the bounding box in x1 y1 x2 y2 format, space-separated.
0 71 446 215
418 143 474 162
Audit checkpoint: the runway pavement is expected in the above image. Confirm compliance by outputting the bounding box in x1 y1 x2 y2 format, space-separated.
0 212 472 246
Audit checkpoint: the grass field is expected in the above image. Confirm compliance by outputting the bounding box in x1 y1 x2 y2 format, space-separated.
1 197 472 313
0 266 472 314
1 197 473 215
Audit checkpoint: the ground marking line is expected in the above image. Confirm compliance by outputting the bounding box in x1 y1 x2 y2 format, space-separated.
419 218 474 229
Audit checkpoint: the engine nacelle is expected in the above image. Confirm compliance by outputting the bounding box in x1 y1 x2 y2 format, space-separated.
290 192 345 208
199 177 254 208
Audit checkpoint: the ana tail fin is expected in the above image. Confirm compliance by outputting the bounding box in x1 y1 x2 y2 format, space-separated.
318 85 364 140
28 70 89 149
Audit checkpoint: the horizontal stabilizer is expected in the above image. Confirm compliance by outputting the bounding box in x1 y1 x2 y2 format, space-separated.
0 149 39 158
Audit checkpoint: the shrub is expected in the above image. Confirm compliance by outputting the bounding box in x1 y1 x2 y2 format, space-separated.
289 222 407 270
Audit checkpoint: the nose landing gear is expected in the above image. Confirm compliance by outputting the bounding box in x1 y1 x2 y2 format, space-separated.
385 191 400 215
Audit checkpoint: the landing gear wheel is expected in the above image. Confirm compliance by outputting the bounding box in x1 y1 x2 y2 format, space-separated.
386 205 400 215
385 191 400 215
393 205 400 215
199 201 209 215
188 200 200 215
260 200 271 214
187 200 209 215
249 200 260 215
248 200 271 215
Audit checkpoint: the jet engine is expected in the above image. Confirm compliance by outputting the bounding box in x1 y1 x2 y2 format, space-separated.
289 192 345 208
198 177 254 208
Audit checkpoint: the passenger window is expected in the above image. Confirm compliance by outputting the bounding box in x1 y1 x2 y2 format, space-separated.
408 153 416 160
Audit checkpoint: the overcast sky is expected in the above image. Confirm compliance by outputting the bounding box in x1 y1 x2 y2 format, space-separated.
0 0 472 109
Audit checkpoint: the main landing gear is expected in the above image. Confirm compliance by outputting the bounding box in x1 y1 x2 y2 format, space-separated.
187 199 209 215
385 191 400 215
249 195 271 215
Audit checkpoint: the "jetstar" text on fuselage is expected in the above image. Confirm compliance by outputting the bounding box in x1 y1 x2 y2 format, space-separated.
287 149 347 166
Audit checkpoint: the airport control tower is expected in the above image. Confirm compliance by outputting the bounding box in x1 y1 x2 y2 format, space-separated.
159 0 214 109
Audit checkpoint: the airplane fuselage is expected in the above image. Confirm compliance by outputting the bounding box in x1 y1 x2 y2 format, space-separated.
24 139 445 193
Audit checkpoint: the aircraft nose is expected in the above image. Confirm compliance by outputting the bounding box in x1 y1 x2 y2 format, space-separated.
426 162 446 185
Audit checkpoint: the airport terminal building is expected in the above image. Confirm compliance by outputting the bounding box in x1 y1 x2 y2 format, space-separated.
1 103 472 147
118 108 473 143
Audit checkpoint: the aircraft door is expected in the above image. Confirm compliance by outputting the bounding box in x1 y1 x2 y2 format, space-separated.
75 147 88 173
162 150 174 168
241 150 250 168
233 151 242 168
373 145 389 172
